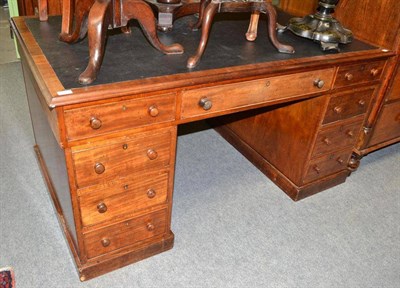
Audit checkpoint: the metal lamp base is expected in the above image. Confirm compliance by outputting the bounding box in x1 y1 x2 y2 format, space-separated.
280 0 353 52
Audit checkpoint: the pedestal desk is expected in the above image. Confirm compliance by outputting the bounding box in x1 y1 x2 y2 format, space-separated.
11 13 395 281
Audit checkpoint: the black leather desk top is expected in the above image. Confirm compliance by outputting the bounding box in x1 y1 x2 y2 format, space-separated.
25 12 375 89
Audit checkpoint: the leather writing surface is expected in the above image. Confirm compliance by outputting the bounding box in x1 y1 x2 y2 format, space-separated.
25 13 375 89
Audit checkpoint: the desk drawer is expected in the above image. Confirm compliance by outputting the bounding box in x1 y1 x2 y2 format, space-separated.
83 209 167 259
322 87 375 125
64 93 176 141
334 60 385 88
304 150 351 183
180 68 335 119
78 171 169 227
368 101 400 146
72 129 173 188
312 118 364 157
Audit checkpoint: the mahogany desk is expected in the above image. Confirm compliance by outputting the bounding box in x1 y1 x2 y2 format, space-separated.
11 14 395 281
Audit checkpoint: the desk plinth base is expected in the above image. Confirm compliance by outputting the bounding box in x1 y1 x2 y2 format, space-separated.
77 233 174 281
214 126 350 201
34 145 174 282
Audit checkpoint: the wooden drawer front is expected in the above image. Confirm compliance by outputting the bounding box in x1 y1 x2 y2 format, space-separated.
72 131 172 188
181 68 335 119
323 87 375 124
304 150 351 183
368 101 400 146
334 60 386 88
312 118 364 157
84 209 167 259
64 93 176 140
79 172 169 227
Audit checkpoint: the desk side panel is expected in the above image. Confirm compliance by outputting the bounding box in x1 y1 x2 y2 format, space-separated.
21 57 78 248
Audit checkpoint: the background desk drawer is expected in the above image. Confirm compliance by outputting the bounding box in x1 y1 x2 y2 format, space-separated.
72 129 172 188
83 209 167 259
334 61 385 88
78 171 169 227
368 101 400 146
322 87 375 124
64 93 176 141
180 68 335 119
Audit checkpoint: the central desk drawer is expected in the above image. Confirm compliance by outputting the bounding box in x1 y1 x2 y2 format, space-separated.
64 93 176 140
78 171 169 227
72 129 173 188
83 209 167 259
180 68 335 119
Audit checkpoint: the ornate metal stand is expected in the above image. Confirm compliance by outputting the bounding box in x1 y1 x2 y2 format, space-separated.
280 0 352 51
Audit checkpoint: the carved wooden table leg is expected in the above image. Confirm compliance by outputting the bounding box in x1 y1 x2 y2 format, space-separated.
246 11 260 41
60 0 95 43
187 2 218 68
188 0 294 68
61 0 73 36
191 0 210 30
121 0 184 54
262 1 294 54
78 0 112 85
79 0 184 85
38 0 48 21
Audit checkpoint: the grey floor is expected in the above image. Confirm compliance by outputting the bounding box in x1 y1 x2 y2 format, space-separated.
1 7 399 288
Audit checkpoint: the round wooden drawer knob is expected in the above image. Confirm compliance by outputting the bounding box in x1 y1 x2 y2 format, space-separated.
358 99 366 106
90 117 102 130
346 130 354 137
148 105 159 117
101 238 110 247
313 165 321 174
199 97 212 110
146 223 155 231
313 79 325 89
147 189 156 198
370 68 379 77
345 73 354 81
97 202 108 213
147 149 158 160
337 158 344 164
94 163 105 174
334 106 343 114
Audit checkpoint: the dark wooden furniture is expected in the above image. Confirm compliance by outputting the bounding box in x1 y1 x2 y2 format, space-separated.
12 12 395 281
276 0 400 160
17 0 61 17
335 0 400 157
